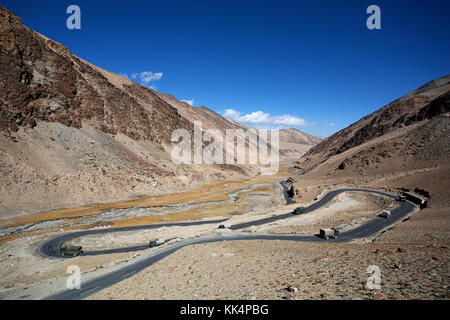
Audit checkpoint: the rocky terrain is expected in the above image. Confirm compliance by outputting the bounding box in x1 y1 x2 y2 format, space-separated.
0 6 319 218
155 92 320 162
0 5 448 301
303 75 450 164
292 74 449 212
88 241 449 300
278 128 322 160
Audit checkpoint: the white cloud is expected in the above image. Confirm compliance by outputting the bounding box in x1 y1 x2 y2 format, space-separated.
223 108 308 127
131 71 163 84
239 111 272 123
323 122 335 127
181 99 194 106
223 109 241 119
272 114 306 126
120 71 163 88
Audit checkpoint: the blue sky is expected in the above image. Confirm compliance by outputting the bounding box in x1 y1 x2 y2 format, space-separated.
2 0 450 137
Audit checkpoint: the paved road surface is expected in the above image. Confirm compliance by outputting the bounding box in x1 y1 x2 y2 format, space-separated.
38 219 229 258
41 188 416 300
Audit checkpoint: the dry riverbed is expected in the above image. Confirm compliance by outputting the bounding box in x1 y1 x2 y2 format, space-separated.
0 177 287 299
0 172 438 300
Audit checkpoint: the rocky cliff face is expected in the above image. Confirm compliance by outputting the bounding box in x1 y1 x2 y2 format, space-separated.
291 74 450 212
0 6 243 217
0 6 321 217
0 6 193 142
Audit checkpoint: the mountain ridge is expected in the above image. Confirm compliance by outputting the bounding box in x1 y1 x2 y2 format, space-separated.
0 5 320 217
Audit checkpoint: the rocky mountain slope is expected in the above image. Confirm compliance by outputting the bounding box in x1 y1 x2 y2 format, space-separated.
278 128 322 160
155 92 319 162
303 75 450 165
286 74 449 249
0 8 195 143
0 6 320 218
292 74 449 211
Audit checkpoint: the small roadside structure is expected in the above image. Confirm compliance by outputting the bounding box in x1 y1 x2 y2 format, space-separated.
218 224 231 229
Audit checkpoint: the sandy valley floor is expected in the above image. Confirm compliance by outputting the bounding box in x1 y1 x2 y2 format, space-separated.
0 164 448 300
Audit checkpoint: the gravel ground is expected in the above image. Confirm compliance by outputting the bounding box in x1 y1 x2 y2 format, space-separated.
88 240 449 300
266 192 395 234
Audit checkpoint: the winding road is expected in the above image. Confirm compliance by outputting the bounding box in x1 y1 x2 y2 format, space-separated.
40 188 417 300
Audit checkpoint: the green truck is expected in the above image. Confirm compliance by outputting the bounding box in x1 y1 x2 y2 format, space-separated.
293 207 306 215
60 245 83 257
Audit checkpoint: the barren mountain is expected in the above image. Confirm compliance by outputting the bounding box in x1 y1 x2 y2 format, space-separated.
156 93 246 132
278 128 322 160
156 92 319 161
0 6 247 218
290 74 449 244
0 6 320 218
303 74 450 165
296 74 449 191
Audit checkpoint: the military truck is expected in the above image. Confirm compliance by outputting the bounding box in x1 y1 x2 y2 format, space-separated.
320 227 339 240
60 245 83 257
293 207 306 215
402 192 427 208
378 209 391 218
396 195 406 202
149 239 164 248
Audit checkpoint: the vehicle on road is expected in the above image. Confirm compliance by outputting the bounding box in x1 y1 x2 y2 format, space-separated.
396 195 406 202
402 192 426 206
149 240 165 247
60 245 83 257
378 209 392 219
320 227 339 240
293 207 306 215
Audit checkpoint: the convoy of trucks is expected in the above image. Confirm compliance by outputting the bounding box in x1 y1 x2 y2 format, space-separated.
59 240 164 257
57 191 424 256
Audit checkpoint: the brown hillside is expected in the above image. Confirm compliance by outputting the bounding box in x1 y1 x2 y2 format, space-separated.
290 75 450 244
304 74 450 166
